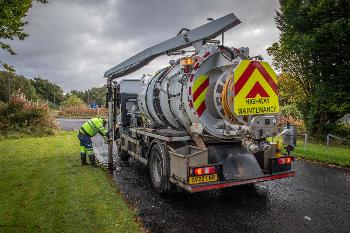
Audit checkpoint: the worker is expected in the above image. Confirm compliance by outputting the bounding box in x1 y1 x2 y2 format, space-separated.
78 117 108 166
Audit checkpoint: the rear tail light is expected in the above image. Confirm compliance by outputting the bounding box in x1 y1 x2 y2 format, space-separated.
270 156 293 173
277 157 292 165
191 166 216 176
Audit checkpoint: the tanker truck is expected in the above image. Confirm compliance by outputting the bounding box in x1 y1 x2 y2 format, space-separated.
104 13 295 193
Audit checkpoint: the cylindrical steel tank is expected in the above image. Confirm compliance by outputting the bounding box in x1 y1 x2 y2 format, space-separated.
137 45 278 139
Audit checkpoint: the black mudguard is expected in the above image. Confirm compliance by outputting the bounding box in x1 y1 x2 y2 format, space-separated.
208 145 263 181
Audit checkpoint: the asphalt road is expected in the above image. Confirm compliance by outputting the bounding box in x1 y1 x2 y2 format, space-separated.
57 118 350 233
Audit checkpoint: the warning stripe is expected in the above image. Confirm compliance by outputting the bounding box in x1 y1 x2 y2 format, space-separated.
192 74 209 117
194 87 208 109
234 61 278 95
193 79 209 101
246 82 269 98
255 62 278 94
261 61 277 83
196 101 206 117
234 61 255 95
192 74 208 91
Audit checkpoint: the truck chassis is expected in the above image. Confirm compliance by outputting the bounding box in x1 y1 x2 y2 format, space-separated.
118 127 295 193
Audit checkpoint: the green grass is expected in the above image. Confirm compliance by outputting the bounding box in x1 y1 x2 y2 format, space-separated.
294 141 350 168
0 132 142 233
268 136 350 167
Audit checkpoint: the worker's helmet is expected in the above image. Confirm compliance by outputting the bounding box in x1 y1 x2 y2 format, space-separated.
102 119 107 126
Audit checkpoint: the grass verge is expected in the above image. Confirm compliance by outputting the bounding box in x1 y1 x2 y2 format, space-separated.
294 141 350 168
0 132 141 233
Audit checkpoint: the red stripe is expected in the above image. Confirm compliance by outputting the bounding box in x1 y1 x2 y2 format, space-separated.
194 62 199 70
234 61 278 96
246 82 269 98
189 171 295 193
196 101 206 117
234 61 256 95
190 74 194 82
192 79 209 101
188 87 191 95
255 62 278 95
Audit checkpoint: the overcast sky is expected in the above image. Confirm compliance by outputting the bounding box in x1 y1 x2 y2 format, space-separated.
0 0 280 92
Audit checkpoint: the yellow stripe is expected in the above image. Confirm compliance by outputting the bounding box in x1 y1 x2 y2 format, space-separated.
261 61 277 83
234 60 251 84
235 69 278 98
192 74 208 92
193 87 208 109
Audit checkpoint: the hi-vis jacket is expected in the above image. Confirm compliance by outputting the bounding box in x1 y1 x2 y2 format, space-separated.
80 118 107 137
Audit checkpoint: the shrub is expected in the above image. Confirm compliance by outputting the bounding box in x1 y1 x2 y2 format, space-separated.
58 105 107 119
62 94 85 108
0 94 59 138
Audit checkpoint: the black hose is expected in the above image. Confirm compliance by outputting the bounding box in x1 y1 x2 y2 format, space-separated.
218 45 235 60
177 28 190 36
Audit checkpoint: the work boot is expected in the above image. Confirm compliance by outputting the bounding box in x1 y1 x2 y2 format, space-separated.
80 153 87 165
89 154 98 167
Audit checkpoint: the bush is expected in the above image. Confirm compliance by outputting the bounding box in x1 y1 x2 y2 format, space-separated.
62 94 85 108
0 94 59 138
58 105 107 119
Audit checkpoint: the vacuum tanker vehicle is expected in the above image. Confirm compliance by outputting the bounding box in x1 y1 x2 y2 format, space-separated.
104 13 295 193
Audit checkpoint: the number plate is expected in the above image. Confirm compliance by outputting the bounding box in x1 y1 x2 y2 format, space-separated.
188 174 218 185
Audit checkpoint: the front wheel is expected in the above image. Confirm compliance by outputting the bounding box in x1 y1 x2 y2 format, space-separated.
149 141 172 193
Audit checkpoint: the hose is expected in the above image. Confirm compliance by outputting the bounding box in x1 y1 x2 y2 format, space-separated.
177 28 190 36
221 73 237 124
218 45 235 60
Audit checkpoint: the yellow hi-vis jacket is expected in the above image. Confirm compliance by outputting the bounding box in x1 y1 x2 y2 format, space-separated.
80 118 107 137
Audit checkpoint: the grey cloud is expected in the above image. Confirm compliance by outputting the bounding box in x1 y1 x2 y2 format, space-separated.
0 0 280 91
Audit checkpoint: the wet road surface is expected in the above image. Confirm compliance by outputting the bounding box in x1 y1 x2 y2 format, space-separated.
57 118 350 233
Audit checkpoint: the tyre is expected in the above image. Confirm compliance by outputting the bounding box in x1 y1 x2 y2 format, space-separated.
117 139 130 161
118 148 130 161
149 141 172 193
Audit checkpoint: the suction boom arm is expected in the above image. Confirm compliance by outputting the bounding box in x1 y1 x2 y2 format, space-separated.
104 13 241 79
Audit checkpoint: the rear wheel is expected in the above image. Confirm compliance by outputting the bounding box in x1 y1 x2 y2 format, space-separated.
149 141 172 193
117 139 130 161
118 149 129 161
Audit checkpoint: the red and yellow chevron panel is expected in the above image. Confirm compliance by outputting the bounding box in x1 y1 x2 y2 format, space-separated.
192 74 209 117
233 60 279 115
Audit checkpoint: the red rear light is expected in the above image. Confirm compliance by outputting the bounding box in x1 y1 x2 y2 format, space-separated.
194 168 205 176
277 157 292 165
192 166 216 176
286 157 291 164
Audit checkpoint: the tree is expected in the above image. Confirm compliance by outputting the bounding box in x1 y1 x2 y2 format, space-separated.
67 90 85 102
0 71 37 102
66 86 106 106
0 0 47 57
30 77 64 106
84 86 106 106
268 0 350 137
61 94 85 108
277 73 306 106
